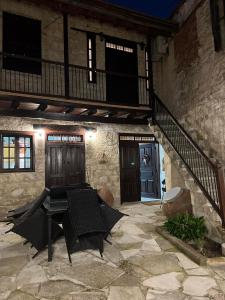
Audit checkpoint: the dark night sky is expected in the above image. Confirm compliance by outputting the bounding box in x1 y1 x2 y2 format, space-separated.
105 0 183 19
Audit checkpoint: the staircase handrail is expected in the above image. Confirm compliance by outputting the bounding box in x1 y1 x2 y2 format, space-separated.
153 93 225 226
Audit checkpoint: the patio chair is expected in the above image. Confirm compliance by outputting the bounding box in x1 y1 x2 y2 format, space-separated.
2 188 50 224
49 184 92 223
99 201 125 241
63 189 107 259
11 207 63 256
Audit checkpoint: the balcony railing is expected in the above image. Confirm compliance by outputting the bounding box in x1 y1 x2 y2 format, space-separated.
0 52 149 106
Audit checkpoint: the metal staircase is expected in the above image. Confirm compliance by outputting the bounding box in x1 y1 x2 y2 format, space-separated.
153 94 225 227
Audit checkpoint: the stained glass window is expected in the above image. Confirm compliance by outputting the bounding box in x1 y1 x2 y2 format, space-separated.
1 134 33 172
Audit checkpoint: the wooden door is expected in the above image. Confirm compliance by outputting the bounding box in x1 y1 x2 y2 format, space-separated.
105 39 138 105
139 143 160 199
120 142 140 203
46 145 65 187
46 144 85 187
65 145 85 186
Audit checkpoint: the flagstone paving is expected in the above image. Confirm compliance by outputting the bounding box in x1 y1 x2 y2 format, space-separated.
0 203 225 300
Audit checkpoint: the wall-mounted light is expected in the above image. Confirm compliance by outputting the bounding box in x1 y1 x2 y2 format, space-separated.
35 128 45 138
85 129 96 141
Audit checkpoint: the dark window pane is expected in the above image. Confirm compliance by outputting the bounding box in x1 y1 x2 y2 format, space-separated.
3 12 42 74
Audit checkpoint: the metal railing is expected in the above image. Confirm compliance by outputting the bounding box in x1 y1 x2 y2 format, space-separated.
0 52 149 106
154 94 225 225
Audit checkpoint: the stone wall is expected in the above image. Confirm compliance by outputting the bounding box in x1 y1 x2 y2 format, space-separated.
153 0 225 164
0 116 150 212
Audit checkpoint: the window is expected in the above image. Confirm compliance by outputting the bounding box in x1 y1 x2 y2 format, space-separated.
210 0 225 51
0 133 34 172
87 33 96 83
47 134 83 143
3 12 42 74
106 42 134 53
145 49 150 90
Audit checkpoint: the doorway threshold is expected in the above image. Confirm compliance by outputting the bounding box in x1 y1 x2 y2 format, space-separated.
141 197 161 202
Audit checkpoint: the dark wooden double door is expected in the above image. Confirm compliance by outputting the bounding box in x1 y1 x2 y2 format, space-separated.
120 143 160 203
46 144 85 187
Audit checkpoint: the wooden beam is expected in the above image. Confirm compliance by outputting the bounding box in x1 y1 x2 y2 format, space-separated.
10 100 20 110
99 111 118 117
26 0 178 36
0 109 148 125
0 93 151 114
64 106 74 114
37 104 48 111
33 124 96 132
79 109 97 116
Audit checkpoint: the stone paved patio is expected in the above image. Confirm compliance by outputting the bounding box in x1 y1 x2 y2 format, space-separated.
0 203 225 300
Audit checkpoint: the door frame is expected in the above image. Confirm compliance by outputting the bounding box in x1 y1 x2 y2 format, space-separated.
45 130 85 187
119 133 160 203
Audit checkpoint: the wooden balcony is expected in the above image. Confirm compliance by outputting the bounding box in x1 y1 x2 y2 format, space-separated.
0 52 151 125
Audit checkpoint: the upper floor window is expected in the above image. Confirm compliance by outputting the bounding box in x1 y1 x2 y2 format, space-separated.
87 33 96 83
210 0 225 51
0 133 34 172
3 12 42 74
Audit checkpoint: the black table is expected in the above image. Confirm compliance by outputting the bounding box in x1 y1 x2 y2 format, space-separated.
43 197 68 262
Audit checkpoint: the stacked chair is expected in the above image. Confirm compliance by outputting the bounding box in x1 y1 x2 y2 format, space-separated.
1 188 63 258
1 185 125 262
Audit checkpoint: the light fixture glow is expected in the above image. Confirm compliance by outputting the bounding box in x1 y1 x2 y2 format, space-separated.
85 130 96 141
35 128 45 138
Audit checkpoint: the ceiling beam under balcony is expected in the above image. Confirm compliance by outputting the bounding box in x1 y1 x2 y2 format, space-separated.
10 100 20 110
63 106 75 114
79 109 98 116
0 93 151 115
37 104 48 111
0 109 149 125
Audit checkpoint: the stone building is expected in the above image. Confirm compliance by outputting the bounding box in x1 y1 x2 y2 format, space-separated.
0 0 225 241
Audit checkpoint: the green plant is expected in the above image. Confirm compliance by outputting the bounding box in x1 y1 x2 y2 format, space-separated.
164 214 207 246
